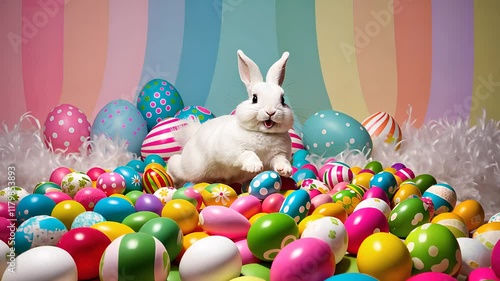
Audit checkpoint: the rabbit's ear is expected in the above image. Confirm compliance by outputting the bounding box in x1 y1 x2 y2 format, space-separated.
266 52 289 86
238 50 263 89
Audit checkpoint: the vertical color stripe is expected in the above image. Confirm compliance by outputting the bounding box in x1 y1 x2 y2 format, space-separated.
315 0 370 122
275 0 330 123
394 0 432 127
60 0 109 119
136 0 185 101
426 0 474 123
93 0 149 120
0 1 27 126
471 0 500 123
21 0 64 123
353 0 398 116
206 0 281 116
175 0 222 107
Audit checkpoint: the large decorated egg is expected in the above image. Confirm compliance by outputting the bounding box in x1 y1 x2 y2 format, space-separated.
15 215 67 255
279 189 311 223
43 104 91 154
137 79 184 130
404 223 462 275
422 183 457 215
174 105 215 123
143 167 174 194
60 172 92 198
301 110 373 158
301 216 348 264
361 111 402 150
91 99 148 155
141 117 187 161
99 232 169 281
248 171 282 200
389 197 431 238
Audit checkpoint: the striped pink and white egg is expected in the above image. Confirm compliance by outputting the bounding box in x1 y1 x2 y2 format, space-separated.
141 117 187 161
289 128 305 155
322 163 353 189
361 111 402 150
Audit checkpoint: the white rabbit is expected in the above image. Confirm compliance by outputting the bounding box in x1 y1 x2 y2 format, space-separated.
167 50 294 186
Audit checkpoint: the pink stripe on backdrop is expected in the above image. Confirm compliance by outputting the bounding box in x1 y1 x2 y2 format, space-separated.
0 1 27 127
21 0 64 124
142 147 182 154
92 0 149 121
60 0 109 120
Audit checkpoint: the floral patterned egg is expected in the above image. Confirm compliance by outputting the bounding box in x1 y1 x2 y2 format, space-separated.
154 187 177 205
15 215 67 255
60 172 93 198
201 184 238 207
332 189 362 215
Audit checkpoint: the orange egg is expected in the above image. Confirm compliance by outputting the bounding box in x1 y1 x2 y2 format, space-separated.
351 172 373 190
391 182 422 208
431 212 469 238
452 199 485 232
200 183 237 207
312 202 348 223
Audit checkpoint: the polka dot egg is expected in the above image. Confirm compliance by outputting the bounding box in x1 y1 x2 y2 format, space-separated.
301 109 373 158
279 189 311 223
174 105 215 123
96 172 126 196
249 171 282 200
137 78 184 130
43 104 91 154
422 183 457 215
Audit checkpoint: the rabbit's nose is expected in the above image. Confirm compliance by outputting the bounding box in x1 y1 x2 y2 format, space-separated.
266 111 276 116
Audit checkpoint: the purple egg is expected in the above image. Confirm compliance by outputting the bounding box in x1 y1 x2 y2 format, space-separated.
135 194 164 216
391 162 406 171
363 187 390 206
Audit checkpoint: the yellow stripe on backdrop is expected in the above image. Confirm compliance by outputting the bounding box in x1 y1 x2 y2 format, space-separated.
315 0 370 122
60 0 109 117
471 0 500 124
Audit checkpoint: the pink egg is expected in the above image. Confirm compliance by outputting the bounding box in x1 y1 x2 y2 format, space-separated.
141 117 187 161
318 161 337 179
0 217 11 244
49 167 73 186
323 164 353 189
329 182 350 195
300 164 319 178
43 104 91 153
86 167 107 182
309 194 333 214
199 206 251 239
45 191 73 204
394 167 415 183
362 111 402 150
0 202 11 218
289 128 305 155
270 237 335 281
262 193 286 213
468 267 500 281
230 195 261 219
406 272 457 281
74 187 107 211
307 189 322 199
235 239 260 265
492 242 500 279
96 172 126 196
344 207 389 255
363 186 391 206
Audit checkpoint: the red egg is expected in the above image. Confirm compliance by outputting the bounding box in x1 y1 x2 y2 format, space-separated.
86 167 107 182
262 193 286 213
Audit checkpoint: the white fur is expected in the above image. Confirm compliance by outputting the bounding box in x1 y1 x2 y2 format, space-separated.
167 50 294 185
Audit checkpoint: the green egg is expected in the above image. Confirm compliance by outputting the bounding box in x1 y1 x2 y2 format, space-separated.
412 174 437 194
404 223 461 275
332 189 362 215
241 263 271 281
122 211 160 232
33 181 62 195
140 217 183 261
364 161 384 174
125 190 144 205
389 197 431 238
247 213 299 262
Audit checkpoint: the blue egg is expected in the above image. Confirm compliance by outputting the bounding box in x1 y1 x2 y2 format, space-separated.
113 165 143 194
144 154 167 167
292 158 310 169
127 159 146 173
91 100 148 155
302 110 373 158
369 171 398 199
248 171 282 200
71 211 106 229
292 168 317 183
324 273 378 281
137 79 184 130
15 215 67 255
279 189 311 223
174 105 215 124
16 194 56 224
93 197 135 222
292 149 309 162
422 183 457 215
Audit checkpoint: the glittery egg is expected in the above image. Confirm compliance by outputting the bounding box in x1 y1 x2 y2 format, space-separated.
60 172 93 198
361 111 402 150
71 211 106 228
301 110 373 158
174 105 215 123
137 78 184 130
91 99 148 155
73 187 107 211
141 117 187 161
422 183 457 215
15 215 67 255
248 171 282 200
43 104 91 154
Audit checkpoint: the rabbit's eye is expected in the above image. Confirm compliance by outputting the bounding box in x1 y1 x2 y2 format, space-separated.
281 96 285 106
252 94 258 104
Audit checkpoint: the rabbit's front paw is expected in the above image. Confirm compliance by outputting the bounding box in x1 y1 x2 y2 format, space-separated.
274 161 292 177
242 160 264 173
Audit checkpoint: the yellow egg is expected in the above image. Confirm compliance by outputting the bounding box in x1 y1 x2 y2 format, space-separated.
312 202 348 223
144 162 166 172
350 166 362 175
383 167 397 175
452 199 485 232
298 214 324 235
51 200 86 229
280 189 296 198
201 183 238 207
351 172 373 190
91 221 134 241
391 182 422 208
472 222 500 250
230 277 266 281
162 199 199 234
431 212 469 238
249 212 267 225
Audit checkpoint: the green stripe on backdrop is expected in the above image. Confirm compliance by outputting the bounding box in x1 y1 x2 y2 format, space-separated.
471 0 500 124
206 0 280 116
275 0 330 123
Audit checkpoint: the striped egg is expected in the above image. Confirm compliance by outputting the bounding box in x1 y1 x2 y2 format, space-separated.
99 233 169 281
142 167 174 194
289 128 305 155
394 168 415 186
141 117 187 161
323 164 353 189
362 111 402 150
422 183 457 215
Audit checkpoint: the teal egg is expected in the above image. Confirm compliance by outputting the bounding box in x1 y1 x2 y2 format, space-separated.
279 189 311 223
174 105 215 123
249 171 282 200
127 159 146 173
71 211 106 229
93 197 136 222
369 171 398 200
422 183 457 215
113 165 143 194
33 181 62 195
302 110 373 158
292 168 317 183
144 154 167 167
137 79 184 130
15 215 67 255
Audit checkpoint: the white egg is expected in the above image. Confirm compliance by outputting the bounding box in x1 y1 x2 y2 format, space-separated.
179 235 242 281
457 237 491 276
301 216 348 264
2 246 77 281
0 240 11 276
353 197 392 218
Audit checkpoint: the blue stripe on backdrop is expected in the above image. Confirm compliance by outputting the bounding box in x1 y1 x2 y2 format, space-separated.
205 0 280 116
175 0 223 108
135 0 185 100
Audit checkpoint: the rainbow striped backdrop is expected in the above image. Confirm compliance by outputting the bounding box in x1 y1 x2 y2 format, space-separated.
2 0 499 128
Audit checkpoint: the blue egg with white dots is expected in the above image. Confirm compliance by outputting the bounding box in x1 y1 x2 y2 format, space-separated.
16 194 56 224
248 171 282 200
292 168 317 183
422 183 457 215
137 79 184 130
71 211 106 229
292 158 310 169
127 159 146 173
144 154 167 167
292 149 309 162
369 171 398 199
113 165 143 193
174 105 216 123
279 189 311 224
15 215 67 255
324 273 379 281
301 110 373 158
